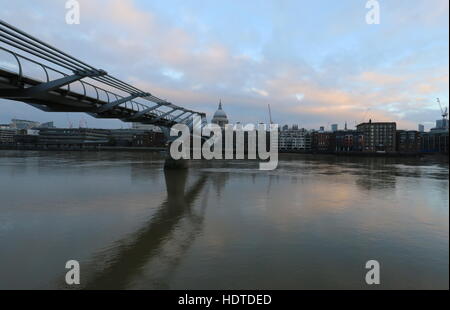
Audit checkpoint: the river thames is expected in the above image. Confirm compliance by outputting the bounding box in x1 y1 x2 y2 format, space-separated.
0 150 448 289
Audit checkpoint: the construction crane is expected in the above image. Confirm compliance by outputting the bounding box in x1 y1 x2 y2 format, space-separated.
361 108 371 124
66 113 73 129
268 104 273 124
78 117 88 128
437 98 448 129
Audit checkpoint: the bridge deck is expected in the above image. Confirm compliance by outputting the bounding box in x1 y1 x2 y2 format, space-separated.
0 19 205 129
0 67 178 127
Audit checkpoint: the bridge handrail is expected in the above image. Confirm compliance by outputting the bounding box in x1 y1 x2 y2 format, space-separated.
0 46 176 120
0 19 203 121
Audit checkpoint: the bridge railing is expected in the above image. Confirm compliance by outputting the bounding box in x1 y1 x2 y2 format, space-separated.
0 46 156 115
0 19 203 126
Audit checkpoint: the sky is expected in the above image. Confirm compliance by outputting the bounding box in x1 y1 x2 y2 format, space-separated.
0 0 448 130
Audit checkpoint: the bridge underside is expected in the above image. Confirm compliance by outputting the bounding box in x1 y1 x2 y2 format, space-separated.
0 68 184 128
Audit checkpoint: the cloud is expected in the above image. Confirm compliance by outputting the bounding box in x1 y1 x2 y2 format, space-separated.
0 0 448 130
295 94 304 102
248 88 269 97
358 72 409 85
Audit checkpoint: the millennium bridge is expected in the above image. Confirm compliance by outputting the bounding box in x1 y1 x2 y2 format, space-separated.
0 20 207 139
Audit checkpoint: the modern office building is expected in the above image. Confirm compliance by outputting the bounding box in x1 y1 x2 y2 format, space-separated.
356 120 397 152
279 127 311 151
131 131 166 147
109 129 165 147
10 119 41 130
38 128 110 147
396 130 421 153
435 119 449 130
418 124 425 133
331 124 338 132
420 129 449 153
0 128 17 144
14 132 39 145
39 121 55 129
15 127 167 149
131 123 161 132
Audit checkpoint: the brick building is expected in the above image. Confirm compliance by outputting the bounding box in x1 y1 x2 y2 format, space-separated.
356 121 396 152
396 130 421 153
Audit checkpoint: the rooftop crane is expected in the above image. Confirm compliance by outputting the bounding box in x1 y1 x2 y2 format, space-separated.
268 104 273 124
361 108 371 124
437 98 448 129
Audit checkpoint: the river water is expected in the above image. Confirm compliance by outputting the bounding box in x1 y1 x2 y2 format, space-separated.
0 150 448 289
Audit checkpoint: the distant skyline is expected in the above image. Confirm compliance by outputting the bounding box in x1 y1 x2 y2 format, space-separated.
0 0 448 130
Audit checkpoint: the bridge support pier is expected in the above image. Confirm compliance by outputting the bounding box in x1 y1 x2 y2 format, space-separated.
161 127 188 170
164 155 188 170
163 141 188 169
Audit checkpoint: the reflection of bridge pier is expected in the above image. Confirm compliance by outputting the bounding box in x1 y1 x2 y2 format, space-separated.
78 167 208 289
164 154 188 169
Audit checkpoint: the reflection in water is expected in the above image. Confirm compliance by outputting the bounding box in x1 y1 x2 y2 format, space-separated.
355 168 397 191
0 151 447 289
82 169 208 289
